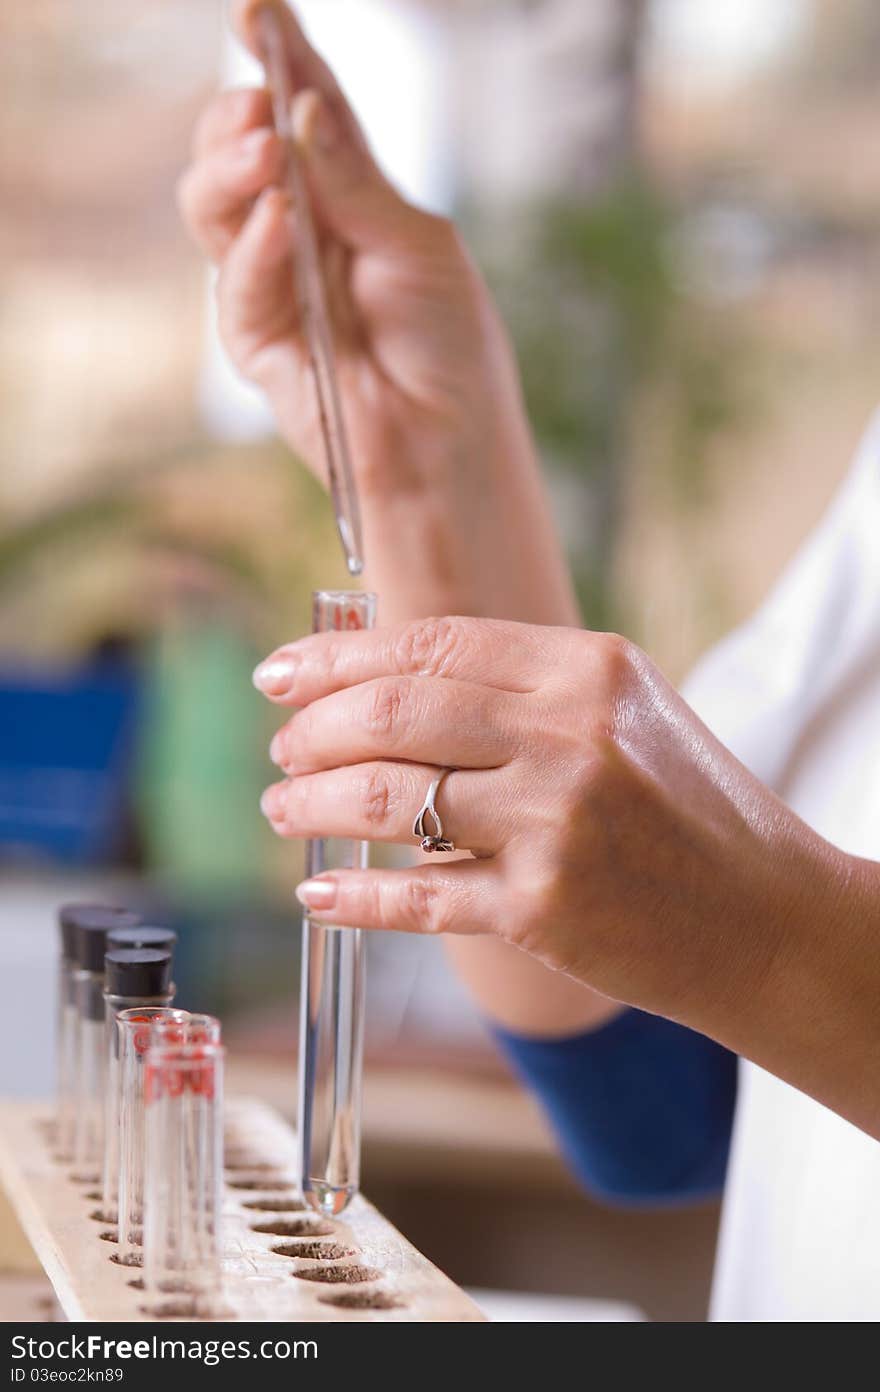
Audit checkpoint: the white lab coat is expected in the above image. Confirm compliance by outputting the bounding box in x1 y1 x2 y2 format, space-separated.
678 411 880 1321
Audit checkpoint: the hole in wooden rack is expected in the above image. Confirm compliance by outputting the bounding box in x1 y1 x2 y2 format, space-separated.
110 1252 143 1268
89 1208 114 1224
128 1278 144 1291
98 1230 118 1244
242 1198 307 1212
225 1158 288 1172
292 1265 381 1285
251 1218 335 1238
140 1298 234 1320
84 1190 102 1202
318 1290 405 1310
273 1241 355 1260
140 1301 202 1320
227 1177 297 1192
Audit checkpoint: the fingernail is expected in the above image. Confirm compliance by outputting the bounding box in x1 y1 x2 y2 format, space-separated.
253 654 296 696
295 877 338 910
260 782 287 820
269 729 286 766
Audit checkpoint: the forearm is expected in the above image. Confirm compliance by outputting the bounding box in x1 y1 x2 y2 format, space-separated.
361 412 619 1036
360 405 579 628
673 831 880 1141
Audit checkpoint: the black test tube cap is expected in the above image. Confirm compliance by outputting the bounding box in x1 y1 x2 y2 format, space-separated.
66 906 143 973
105 948 172 999
107 924 177 954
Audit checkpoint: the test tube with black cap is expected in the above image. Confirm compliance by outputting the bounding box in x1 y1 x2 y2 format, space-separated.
69 906 141 1181
101 948 175 1222
107 924 178 954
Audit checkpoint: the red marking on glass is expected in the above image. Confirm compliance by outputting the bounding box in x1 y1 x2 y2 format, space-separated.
329 603 363 631
145 1064 161 1104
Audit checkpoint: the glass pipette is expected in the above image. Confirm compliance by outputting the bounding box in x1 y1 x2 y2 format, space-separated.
256 5 365 576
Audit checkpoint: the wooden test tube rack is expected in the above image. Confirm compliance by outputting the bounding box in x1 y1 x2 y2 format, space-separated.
0 1099 485 1322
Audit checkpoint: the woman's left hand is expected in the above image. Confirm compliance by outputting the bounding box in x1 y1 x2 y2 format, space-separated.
254 615 852 1026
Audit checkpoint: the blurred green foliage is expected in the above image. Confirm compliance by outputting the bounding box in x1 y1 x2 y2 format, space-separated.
479 177 748 628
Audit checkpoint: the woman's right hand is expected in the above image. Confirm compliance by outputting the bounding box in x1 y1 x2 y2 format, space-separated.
178 2 574 625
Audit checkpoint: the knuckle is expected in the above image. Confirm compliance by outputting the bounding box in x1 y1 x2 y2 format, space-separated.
356 767 393 830
594 631 638 696
364 678 408 741
520 864 567 923
194 88 265 155
401 876 446 935
227 86 267 131
394 616 459 677
215 268 248 366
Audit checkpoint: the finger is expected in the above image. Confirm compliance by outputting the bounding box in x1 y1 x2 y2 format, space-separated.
234 3 444 253
192 87 273 159
234 0 367 154
253 616 570 704
272 676 520 774
216 186 299 346
260 762 511 855
293 860 498 937
178 128 285 260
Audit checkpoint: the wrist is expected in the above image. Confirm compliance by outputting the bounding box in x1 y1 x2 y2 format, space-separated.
682 830 880 1137
358 424 580 628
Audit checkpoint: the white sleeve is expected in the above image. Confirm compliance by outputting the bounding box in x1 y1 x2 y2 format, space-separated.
680 410 880 792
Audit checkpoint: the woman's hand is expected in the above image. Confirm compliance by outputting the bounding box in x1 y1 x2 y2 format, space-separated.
252 614 880 1141
180 2 603 1040
179 0 486 494
178 1 575 626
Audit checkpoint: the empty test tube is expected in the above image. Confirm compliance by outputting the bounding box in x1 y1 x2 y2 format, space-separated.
142 1041 225 1312
298 589 376 1215
69 906 141 1181
116 1007 189 1266
101 949 175 1223
55 906 82 1159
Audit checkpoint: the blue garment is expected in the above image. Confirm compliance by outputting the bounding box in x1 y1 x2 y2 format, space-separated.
494 1008 737 1206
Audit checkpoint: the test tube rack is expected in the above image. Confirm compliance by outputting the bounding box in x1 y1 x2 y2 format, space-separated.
0 1099 485 1322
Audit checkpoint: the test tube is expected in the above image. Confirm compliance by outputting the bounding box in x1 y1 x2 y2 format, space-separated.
101 950 175 1223
69 906 141 1182
55 906 82 1159
152 1014 221 1047
116 1007 189 1265
298 589 376 1215
107 925 178 954
142 1041 225 1312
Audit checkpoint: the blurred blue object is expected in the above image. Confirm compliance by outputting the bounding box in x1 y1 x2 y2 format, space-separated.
0 655 140 864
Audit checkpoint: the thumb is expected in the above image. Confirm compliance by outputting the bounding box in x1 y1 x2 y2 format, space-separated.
292 89 443 256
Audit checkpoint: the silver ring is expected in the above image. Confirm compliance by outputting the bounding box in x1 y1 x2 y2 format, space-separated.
413 769 456 853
